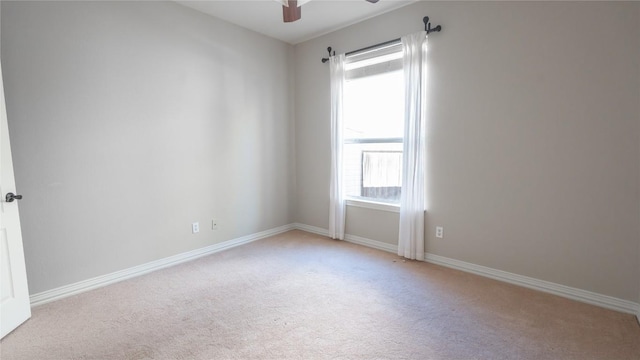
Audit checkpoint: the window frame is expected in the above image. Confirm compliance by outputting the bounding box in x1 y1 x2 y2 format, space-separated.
342 43 405 211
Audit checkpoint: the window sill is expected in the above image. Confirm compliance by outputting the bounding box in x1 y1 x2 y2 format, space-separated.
345 198 400 213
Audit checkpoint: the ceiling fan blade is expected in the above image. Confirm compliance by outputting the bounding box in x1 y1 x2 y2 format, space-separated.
283 0 301 22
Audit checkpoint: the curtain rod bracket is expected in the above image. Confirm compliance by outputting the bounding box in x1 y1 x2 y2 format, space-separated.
423 16 442 34
321 47 335 63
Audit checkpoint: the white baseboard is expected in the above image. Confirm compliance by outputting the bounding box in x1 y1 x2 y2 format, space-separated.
293 223 329 237
293 223 397 253
30 224 295 307
424 253 639 315
293 223 640 316
344 233 397 253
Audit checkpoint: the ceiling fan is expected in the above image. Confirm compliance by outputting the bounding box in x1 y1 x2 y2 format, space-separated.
278 0 379 23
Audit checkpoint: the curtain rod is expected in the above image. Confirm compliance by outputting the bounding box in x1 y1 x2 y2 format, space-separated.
321 16 442 63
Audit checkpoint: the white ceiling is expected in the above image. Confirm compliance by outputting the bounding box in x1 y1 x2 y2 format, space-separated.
175 0 417 45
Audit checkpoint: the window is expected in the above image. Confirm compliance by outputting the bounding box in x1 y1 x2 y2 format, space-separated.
343 43 404 205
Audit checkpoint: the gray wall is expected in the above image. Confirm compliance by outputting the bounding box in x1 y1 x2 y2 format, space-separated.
294 1 640 302
1 1 295 294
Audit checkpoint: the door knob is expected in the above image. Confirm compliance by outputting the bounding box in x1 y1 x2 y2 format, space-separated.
5 193 23 202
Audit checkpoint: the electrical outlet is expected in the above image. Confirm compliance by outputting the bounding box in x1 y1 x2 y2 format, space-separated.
212 219 219 231
192 222 200 234
436 226 444 239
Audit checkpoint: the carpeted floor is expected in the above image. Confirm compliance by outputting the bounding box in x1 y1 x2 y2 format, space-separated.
1 230 639 359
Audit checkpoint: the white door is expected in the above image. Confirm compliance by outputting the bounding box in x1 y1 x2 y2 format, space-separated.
0 61 31 339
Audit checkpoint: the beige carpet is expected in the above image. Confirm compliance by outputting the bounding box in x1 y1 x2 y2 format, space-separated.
1 230 639 359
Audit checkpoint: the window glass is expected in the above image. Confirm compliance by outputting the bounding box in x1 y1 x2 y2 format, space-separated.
343 48 404 204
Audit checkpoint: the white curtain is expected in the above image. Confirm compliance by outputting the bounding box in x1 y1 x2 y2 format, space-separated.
398 31 428 260
329 54 346 240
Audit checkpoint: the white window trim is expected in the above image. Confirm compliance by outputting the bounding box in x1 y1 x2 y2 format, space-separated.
345 198 400 213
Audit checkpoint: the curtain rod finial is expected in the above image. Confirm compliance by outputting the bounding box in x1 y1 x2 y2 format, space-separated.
423 15 441 34
322 46 334 64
